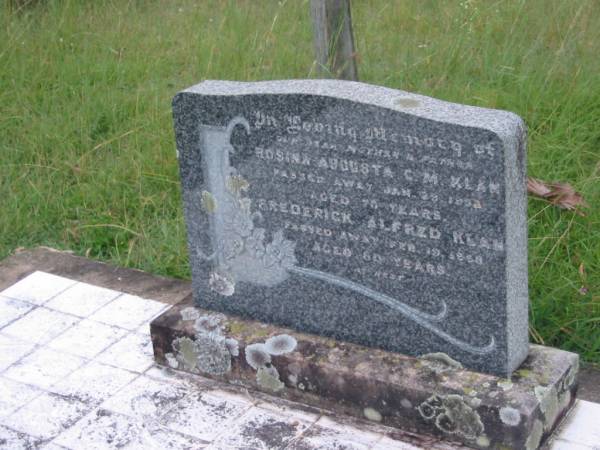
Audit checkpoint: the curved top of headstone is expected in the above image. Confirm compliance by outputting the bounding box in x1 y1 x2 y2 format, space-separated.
181 79 525 146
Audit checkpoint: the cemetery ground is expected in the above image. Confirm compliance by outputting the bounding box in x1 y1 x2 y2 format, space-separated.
1 0 599 373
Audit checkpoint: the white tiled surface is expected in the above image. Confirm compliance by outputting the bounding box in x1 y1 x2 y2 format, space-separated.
0 333 36 371
88 293 167 330
2 307 79 344
3 347 86 389
47 319 127 358
44 282 121 317
548 400 600 449
0 296 34 328
0 271 597 449
0 271 76 305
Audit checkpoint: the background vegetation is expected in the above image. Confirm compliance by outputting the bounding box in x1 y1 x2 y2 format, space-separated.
1 0 598 363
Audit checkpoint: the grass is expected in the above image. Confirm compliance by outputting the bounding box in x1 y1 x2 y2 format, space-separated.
1 0 598 363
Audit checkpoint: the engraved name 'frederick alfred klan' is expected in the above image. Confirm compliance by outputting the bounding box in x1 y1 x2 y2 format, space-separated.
173 80 529 376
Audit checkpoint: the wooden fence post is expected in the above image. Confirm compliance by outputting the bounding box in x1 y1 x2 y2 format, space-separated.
310 0 359 81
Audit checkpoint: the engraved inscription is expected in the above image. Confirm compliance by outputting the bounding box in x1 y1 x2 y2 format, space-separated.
196 110 504 355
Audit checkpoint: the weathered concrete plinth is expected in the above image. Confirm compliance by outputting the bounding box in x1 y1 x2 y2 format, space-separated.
151 297 578 450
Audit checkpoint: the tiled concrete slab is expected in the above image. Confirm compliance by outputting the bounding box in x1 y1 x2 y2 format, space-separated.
207 405 314 450
0 332 36 372
49 361 138 405
47 319 127 358
96 332 155 373
0 424 44 449
2 391 90 440
3 346 86 389
53 408 209 449
161 390 254 441
89 293 168 331
2 307 78 345
100 375 189 420
288 415 381 450
547 400 600 449
0 295 34 328
0 253 598 449
0 270 76 305
44 282 121 317
0 377 43 417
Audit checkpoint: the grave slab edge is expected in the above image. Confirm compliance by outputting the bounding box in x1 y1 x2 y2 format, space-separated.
151 298 578 450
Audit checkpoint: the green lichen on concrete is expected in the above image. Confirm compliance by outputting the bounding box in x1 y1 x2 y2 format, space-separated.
245 334 298 391
534 385 559 430
172 334 233 376
227 320 247 335
497 379 513 391
256 366 285 392
462 387 477 396
194 333 231 375
363 407 382 422
475 435 490 448
525 419 543 450
171 311 236 376
419 352 463 374
516 369 534 378
172 337 199 371
418 394 484 441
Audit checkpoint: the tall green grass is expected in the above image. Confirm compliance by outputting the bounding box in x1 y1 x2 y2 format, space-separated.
1 0 598 362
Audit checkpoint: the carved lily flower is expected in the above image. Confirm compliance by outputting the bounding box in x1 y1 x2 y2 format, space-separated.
245 228 266 258
263 230 296 269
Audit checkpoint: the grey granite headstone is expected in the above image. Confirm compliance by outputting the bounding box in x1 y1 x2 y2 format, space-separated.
173 80 528 376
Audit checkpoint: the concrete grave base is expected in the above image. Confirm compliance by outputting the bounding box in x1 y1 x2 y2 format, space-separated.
151 297 579 450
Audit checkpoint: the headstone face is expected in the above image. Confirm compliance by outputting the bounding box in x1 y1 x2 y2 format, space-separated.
173 80 528 376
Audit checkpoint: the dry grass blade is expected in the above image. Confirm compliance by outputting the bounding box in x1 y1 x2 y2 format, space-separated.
527 177 588 215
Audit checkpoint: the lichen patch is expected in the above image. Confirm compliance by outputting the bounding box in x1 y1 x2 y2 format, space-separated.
499 406 521 426
224 337 239 357
264 334 297 355
475 435 490 448
418 352 463 374
363 407 382 422
180 306 200 321
534 385 559 430
245 343 271 370
194 334 231 375
256 366 285 392
525 419 543 450
497 379 513 391
171 310 239 375
172 337 199 372
418 394 484 440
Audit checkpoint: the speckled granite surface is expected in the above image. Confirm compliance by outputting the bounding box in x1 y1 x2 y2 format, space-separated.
173 79 528 376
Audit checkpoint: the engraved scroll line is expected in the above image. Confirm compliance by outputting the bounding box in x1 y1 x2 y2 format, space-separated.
289 266 495 355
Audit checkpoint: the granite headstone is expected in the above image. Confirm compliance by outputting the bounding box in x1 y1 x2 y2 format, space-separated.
173 80 528 376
